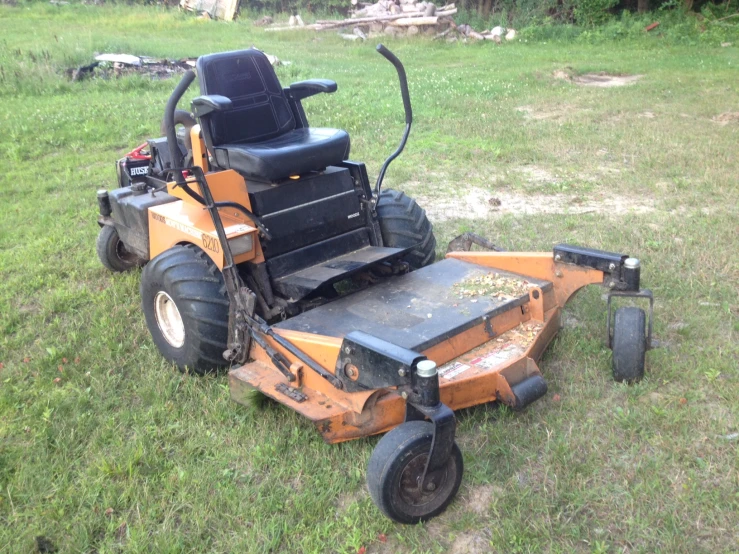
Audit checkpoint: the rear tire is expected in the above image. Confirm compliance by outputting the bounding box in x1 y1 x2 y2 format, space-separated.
96 225 140 272
140 245 230 375
376 189 436 269
612 307 647 383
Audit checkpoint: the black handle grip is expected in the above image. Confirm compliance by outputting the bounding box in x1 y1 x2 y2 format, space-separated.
164 70 196 175
376 44 412 125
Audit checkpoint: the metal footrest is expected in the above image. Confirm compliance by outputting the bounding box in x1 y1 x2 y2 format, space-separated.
272 245 406 299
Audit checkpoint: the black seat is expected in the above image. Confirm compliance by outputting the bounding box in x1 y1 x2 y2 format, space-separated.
195 49 350 182
211 127 350 182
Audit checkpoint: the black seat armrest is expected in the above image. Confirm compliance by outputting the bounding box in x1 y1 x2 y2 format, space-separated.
191 95 233 118
287 79 337 101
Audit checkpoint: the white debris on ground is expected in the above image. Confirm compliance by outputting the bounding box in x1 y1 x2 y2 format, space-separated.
264 0 517 41
94 54 144 66
179 0 239 21
258 50 291 67
288 14 305 27
70 49 287 81
416 187 657 222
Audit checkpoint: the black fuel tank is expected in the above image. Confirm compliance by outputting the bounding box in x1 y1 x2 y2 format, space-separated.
109 186 177 259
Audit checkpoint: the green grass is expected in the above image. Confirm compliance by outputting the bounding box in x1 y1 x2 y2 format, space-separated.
1 4 738 553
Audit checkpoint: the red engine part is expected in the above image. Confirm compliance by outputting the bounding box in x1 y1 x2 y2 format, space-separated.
126 143 151 160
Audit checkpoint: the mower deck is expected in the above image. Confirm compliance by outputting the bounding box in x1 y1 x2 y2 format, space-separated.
229 257 559 442
275 258 552 351
229 309 556 443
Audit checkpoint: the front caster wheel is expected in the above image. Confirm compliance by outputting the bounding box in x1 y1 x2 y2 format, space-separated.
611 306 647 383
96 225 141 272
367 421 463 524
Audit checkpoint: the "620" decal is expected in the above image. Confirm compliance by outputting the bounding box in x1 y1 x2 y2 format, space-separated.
202 234 221 253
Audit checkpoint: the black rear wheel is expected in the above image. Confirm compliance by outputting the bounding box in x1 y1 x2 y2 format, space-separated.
376 189 436 269
612 306 647 383
140 244 230 374
96 225 141 272
367 421 463 524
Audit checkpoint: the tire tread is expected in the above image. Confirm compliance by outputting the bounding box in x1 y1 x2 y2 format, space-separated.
140 245 229 374
376 189 436 270
612 306 647 383
367 421 463 524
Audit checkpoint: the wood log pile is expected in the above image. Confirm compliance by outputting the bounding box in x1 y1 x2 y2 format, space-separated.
437 23 518 43
266 1 458 35
179 0 239 22
265 1 517 41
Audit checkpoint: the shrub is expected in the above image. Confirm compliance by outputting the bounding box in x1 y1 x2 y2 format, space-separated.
573 0 619 26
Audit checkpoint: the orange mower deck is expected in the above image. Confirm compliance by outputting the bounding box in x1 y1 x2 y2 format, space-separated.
229 251 604 443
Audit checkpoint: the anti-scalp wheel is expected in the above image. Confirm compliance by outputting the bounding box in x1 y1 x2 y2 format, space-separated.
611 306 647 383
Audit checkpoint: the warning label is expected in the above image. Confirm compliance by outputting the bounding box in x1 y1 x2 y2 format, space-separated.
438 362 471 380
469 344 522 370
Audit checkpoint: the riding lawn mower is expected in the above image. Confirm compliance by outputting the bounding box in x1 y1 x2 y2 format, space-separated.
95 45 653 523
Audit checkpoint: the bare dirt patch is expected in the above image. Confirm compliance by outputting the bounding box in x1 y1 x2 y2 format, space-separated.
449 531 491 554
712 112 739 125
562 312 582 329
517 166 559 183
516 104 588 121
573 73 643 87
416 187 655 222
464 483 502 516
552 68 574 81
553 69 643 87
66 57 195 81
334 489 366 514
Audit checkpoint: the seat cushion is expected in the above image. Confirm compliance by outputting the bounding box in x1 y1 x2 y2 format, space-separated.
197 49 295 145
214 127 351 182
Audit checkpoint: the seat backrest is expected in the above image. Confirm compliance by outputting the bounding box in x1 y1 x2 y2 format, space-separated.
196 49 295 146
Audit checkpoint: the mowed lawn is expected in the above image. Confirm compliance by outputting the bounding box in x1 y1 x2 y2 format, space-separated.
0 5 738 553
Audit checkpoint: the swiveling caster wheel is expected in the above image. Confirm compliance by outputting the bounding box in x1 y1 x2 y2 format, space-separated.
96 225 141 272
367 421 463 524
611 306 647 383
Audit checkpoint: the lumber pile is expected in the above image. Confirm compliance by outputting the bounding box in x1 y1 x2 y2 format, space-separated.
350 0 452 19
180 0 240 21
265 1 458 35
436 23 518 42
263 1 519 41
